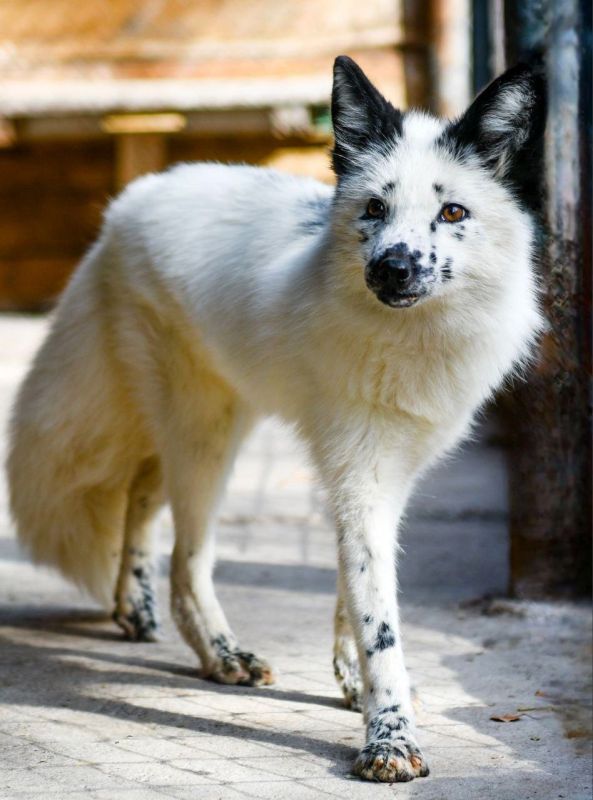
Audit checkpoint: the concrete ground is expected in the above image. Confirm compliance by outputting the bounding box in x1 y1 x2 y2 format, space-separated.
0 314 591 800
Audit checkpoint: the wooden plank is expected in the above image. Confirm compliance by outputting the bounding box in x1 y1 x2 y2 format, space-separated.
102 113 186 135
0 257 75 311
0 140 110 307
114 134 166 189
400 1 433 108
430 0 472 117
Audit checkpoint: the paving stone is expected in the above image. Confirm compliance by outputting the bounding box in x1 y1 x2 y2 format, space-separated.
96 760 217 786
169 757 282 783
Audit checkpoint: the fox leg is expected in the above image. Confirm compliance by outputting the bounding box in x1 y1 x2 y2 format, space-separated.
338 510 428 784
113 455 164 641
163 383 274 686
333 572 363 711
311 418 429 783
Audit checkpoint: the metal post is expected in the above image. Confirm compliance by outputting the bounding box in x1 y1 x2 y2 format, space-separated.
503 0 592 598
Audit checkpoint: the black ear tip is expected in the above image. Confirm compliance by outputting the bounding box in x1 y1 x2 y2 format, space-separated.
333 54 359 76
507 60 547 94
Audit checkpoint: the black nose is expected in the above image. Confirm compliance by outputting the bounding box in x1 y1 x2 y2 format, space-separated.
376 255 414 289
374 252 414 292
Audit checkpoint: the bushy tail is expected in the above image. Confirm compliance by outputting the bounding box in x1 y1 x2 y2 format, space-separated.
5 235 131 607
7 428 127 606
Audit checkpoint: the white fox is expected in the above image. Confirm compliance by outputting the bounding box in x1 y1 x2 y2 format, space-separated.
7 56 545 781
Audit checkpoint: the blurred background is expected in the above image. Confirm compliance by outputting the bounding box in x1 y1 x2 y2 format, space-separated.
0 0 491 309
0 0 589 600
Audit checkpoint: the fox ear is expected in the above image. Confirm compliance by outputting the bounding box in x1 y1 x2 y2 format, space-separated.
331 55 403 178
445 63 547 182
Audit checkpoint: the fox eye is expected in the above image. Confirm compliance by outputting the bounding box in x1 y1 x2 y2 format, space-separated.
440 203 468 223
365 198 386 219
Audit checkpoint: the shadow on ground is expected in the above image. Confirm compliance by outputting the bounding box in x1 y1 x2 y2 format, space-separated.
1 583 590 799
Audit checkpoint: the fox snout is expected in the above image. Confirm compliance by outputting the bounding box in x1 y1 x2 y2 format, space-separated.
366 243 434 308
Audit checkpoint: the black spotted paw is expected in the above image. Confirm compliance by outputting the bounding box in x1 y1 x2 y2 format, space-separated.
353 736 429 783
113 601 159 642
204 636 275 686
113 566 159 642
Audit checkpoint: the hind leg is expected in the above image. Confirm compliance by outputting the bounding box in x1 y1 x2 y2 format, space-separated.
163 383 274 686
113 455 164 641
334 572 363 711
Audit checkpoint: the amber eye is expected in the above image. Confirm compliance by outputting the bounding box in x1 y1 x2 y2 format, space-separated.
366 198 386 219
440 203 467 223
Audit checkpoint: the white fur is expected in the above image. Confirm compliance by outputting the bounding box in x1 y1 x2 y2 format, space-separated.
7 105 543 781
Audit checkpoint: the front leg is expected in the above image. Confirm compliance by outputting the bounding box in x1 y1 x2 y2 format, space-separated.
316 430 429 782
341 520 428 783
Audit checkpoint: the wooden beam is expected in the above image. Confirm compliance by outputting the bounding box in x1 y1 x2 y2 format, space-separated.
430 0 472 117
0 118 16 147
15 109 278 141
114 134 167 190
101 113 186 135
400 1 433 109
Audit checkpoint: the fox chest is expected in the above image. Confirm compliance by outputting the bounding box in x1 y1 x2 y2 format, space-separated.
328 341 492 423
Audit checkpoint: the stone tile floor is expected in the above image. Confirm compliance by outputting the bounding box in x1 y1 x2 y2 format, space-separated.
0 314 591 799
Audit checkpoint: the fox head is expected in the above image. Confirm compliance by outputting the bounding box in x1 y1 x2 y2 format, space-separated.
329 56 547 314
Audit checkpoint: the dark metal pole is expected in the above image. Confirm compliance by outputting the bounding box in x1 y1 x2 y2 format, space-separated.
472 0 492 92
504 0 592 598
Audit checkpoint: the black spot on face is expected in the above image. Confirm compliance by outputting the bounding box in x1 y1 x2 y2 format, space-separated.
433 183 443 195
429 251 437 264
441 257 453 281
360 562 367 574
363 614 374 625
453 231 465 241
430 221 437 233
382 181 396 194
417 265 437 282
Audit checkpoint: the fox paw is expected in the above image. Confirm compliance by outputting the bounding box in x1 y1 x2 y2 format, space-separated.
354 706 429 782
353 737 429 782
204 636 275 686
113 566 159 642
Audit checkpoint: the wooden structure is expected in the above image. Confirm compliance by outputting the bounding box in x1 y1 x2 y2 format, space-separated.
0 0 434 310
